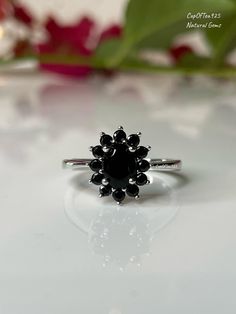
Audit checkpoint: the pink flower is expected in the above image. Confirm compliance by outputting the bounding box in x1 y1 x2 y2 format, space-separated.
169 44 193 63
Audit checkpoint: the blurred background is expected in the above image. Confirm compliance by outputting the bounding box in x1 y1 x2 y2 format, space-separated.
1 1 236 314
1 0 236 76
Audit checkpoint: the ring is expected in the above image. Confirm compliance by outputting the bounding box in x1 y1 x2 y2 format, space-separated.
63 126 182 204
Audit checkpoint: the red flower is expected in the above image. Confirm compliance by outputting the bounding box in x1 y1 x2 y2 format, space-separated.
39 64 92 77
43 16 94 55
13 39 32 57
37 16 123 77
99 24 122 42
37 16 95 77
169 44 193 63
0 0 9 20
12 3 33 26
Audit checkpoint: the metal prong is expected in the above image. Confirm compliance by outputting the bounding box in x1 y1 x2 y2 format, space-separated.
117 201 121 205
103 146 110 153
137 132 142 136
99 194 103 198
135 195 140 199
100 132 105 137
129 146 136 153
102 178 109 186
89 179 92 184
146 180 150 185
117 126 123 130
129 178 136 185
122 188 126 192
89 146 94 151
146 145 151 151
99 169 104 174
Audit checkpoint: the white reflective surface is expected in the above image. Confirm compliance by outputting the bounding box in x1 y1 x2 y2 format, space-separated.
0 73 236 314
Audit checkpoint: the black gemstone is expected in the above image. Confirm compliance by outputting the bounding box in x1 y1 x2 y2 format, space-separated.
138 159 150 172
89 128 152 202
100 134 113 147
99 185 112 196
113 130 126 143
136 173 148 186
104 147 114 157
127 134 140 147
91 173 104 185
103 144 137 189
126 184 139 197
89 159 102 172
92 145 104 158
135 146 149 159
112 189 125 203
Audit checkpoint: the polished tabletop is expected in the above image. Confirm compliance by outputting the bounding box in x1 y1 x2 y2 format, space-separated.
0 73 236 314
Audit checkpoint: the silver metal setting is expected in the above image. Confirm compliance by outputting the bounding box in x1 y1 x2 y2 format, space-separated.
128 146 136 153
102 178 109 186
63 158 182 172
129 178 136 184
63 126 183 204
103 146 110 153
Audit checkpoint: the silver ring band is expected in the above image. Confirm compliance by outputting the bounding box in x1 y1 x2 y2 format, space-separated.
63 158 182 172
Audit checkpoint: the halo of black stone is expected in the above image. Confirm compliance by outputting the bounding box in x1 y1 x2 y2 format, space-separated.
88 127 151 204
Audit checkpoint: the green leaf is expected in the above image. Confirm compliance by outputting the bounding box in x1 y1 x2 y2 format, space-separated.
177 54 210 68
108 0 234 66
117 56 236 77
136 20 187 50
94 38 123 65
125 0 233 40
206 12 236 66
3 53 236 77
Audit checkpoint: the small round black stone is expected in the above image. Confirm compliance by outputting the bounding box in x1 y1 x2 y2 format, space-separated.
100 134 113 147
91 173 104 185
138 160 150 172
104 147 114 157
135 146 149 159
136 173 148 186
92 145 104 158
99 185 112 196
126 184 139 197
112 189 125 203
127 134 140 147
89 159 102 172
113 130 126 143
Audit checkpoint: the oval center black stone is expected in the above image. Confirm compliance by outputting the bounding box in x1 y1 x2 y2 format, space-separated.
103 144 137 189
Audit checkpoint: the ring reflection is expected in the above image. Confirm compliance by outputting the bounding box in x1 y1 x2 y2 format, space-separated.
64 172 180 269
